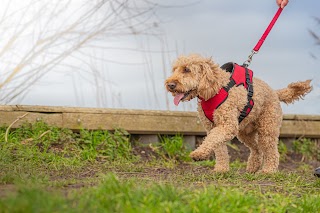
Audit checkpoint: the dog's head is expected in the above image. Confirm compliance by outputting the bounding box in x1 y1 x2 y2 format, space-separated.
165 54 222 106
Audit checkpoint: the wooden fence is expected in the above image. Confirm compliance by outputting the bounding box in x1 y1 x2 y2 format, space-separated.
0 105 319 139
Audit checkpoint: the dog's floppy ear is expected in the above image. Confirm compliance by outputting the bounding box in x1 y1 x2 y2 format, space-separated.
198 59 220 100
198 59 215 100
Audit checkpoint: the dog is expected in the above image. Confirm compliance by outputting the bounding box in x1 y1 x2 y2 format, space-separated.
165 54 312 173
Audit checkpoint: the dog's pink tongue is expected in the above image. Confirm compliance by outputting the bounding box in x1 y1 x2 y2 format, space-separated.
174 93 184 106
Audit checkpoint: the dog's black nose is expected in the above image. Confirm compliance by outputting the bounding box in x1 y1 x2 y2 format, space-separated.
167 82 176 90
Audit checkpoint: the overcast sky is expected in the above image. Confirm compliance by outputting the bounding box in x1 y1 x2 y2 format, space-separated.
1 0 320 115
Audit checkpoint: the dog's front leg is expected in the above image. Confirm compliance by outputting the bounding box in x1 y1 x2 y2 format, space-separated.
190 111 239 172
212 144 230 173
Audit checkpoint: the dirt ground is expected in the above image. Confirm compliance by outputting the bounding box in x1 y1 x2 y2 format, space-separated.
134 138 319 172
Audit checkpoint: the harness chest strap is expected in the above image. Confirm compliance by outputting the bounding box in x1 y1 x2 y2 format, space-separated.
199 63 254 123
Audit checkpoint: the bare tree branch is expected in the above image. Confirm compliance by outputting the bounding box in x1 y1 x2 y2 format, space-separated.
0 0 198 107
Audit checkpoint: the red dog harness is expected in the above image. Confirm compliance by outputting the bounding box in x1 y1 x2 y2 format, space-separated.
199 62 254 123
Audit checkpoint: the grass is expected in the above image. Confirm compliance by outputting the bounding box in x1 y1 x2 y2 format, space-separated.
0 122 320 212
0 122 137 185
1 174 320 213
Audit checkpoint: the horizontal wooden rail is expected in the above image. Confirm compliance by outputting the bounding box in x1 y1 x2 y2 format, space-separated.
0 105 319 138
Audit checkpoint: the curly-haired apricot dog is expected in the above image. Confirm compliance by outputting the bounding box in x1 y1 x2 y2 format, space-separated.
165 54 312 173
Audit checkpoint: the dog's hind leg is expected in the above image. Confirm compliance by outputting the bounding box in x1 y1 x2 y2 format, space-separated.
237 131 262 173
256 101 282 173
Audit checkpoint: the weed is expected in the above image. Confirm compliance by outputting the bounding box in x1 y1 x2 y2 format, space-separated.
292 138 320 161
157 134 191 162
278 140 288 161
77 128 135 161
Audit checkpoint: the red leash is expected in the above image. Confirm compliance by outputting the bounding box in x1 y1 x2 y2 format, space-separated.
243 7 284 67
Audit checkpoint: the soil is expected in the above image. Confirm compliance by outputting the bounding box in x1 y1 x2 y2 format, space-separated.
134 138 319 172
232 138 319 170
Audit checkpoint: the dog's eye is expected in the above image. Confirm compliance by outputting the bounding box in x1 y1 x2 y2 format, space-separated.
183 67 191 73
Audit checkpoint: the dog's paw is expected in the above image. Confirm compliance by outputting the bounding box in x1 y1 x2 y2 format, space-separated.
189 149 210 161
213 166 229 173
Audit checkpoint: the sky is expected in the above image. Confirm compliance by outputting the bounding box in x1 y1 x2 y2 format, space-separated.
1 0 320 115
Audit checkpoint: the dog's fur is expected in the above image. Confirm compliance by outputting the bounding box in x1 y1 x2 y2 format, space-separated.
165 54 312 173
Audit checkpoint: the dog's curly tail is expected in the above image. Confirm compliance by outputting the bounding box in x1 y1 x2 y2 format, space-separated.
276 80 312 104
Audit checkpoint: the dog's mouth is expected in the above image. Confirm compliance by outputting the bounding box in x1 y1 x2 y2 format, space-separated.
173 90 195 106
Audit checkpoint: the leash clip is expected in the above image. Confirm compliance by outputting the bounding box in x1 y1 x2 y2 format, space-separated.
243 50 258 67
